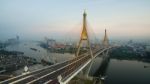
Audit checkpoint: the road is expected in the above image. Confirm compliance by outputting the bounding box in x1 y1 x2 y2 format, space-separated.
0 48 109 84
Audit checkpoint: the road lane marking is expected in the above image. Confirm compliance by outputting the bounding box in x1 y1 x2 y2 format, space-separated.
27 54 89 84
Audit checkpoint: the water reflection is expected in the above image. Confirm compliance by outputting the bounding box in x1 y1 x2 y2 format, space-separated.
105 59 150 84
91 51 110 84
90 50 150 84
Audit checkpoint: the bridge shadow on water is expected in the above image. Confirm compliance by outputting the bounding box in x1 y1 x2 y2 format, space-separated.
92 52 110 84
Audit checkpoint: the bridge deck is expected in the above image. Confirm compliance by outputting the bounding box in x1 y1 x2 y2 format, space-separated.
0 47 110 84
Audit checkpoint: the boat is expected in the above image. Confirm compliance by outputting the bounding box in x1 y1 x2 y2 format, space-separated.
144 65 150 68
30 48 37 51
41 59 53 65
100 75 107 80
0 70 6 74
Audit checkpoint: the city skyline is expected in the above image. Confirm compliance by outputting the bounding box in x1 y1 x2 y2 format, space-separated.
0 0 150 41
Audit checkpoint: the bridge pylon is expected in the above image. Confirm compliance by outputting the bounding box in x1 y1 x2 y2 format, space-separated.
76 11 93 58
102 29 109 47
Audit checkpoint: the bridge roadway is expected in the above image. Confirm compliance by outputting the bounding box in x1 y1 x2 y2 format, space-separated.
0 48 109 84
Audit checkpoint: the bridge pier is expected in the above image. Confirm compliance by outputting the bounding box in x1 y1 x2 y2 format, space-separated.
76 59 94 81
83 60 93 80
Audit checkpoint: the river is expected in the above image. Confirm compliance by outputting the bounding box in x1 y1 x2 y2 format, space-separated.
6 41 74 63
90 56 150 84
104 59 150 84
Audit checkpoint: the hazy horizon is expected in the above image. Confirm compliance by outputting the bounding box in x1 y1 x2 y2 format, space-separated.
0 0 150 41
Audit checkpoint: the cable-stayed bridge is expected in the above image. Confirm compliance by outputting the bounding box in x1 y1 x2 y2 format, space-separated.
0 11 111 84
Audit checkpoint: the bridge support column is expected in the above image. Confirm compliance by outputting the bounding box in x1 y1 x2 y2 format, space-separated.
77 60 93 80
84 60 93 80
76 11 93 58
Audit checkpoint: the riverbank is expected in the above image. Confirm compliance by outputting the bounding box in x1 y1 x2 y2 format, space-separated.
109 46 150 63
0 50 39 81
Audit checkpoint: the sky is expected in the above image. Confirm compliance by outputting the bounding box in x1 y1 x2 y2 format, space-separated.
0 0 150 41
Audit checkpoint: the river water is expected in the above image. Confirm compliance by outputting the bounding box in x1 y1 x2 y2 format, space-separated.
6 41 150 84
90 56 150 84
104 59 150 84
6 41 74 63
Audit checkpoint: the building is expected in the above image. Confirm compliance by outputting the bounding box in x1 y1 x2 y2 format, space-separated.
53 44 65 50
47 39 56 48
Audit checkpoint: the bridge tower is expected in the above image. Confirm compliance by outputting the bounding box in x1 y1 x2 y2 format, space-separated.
76 11 93 58
102 29 109 47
